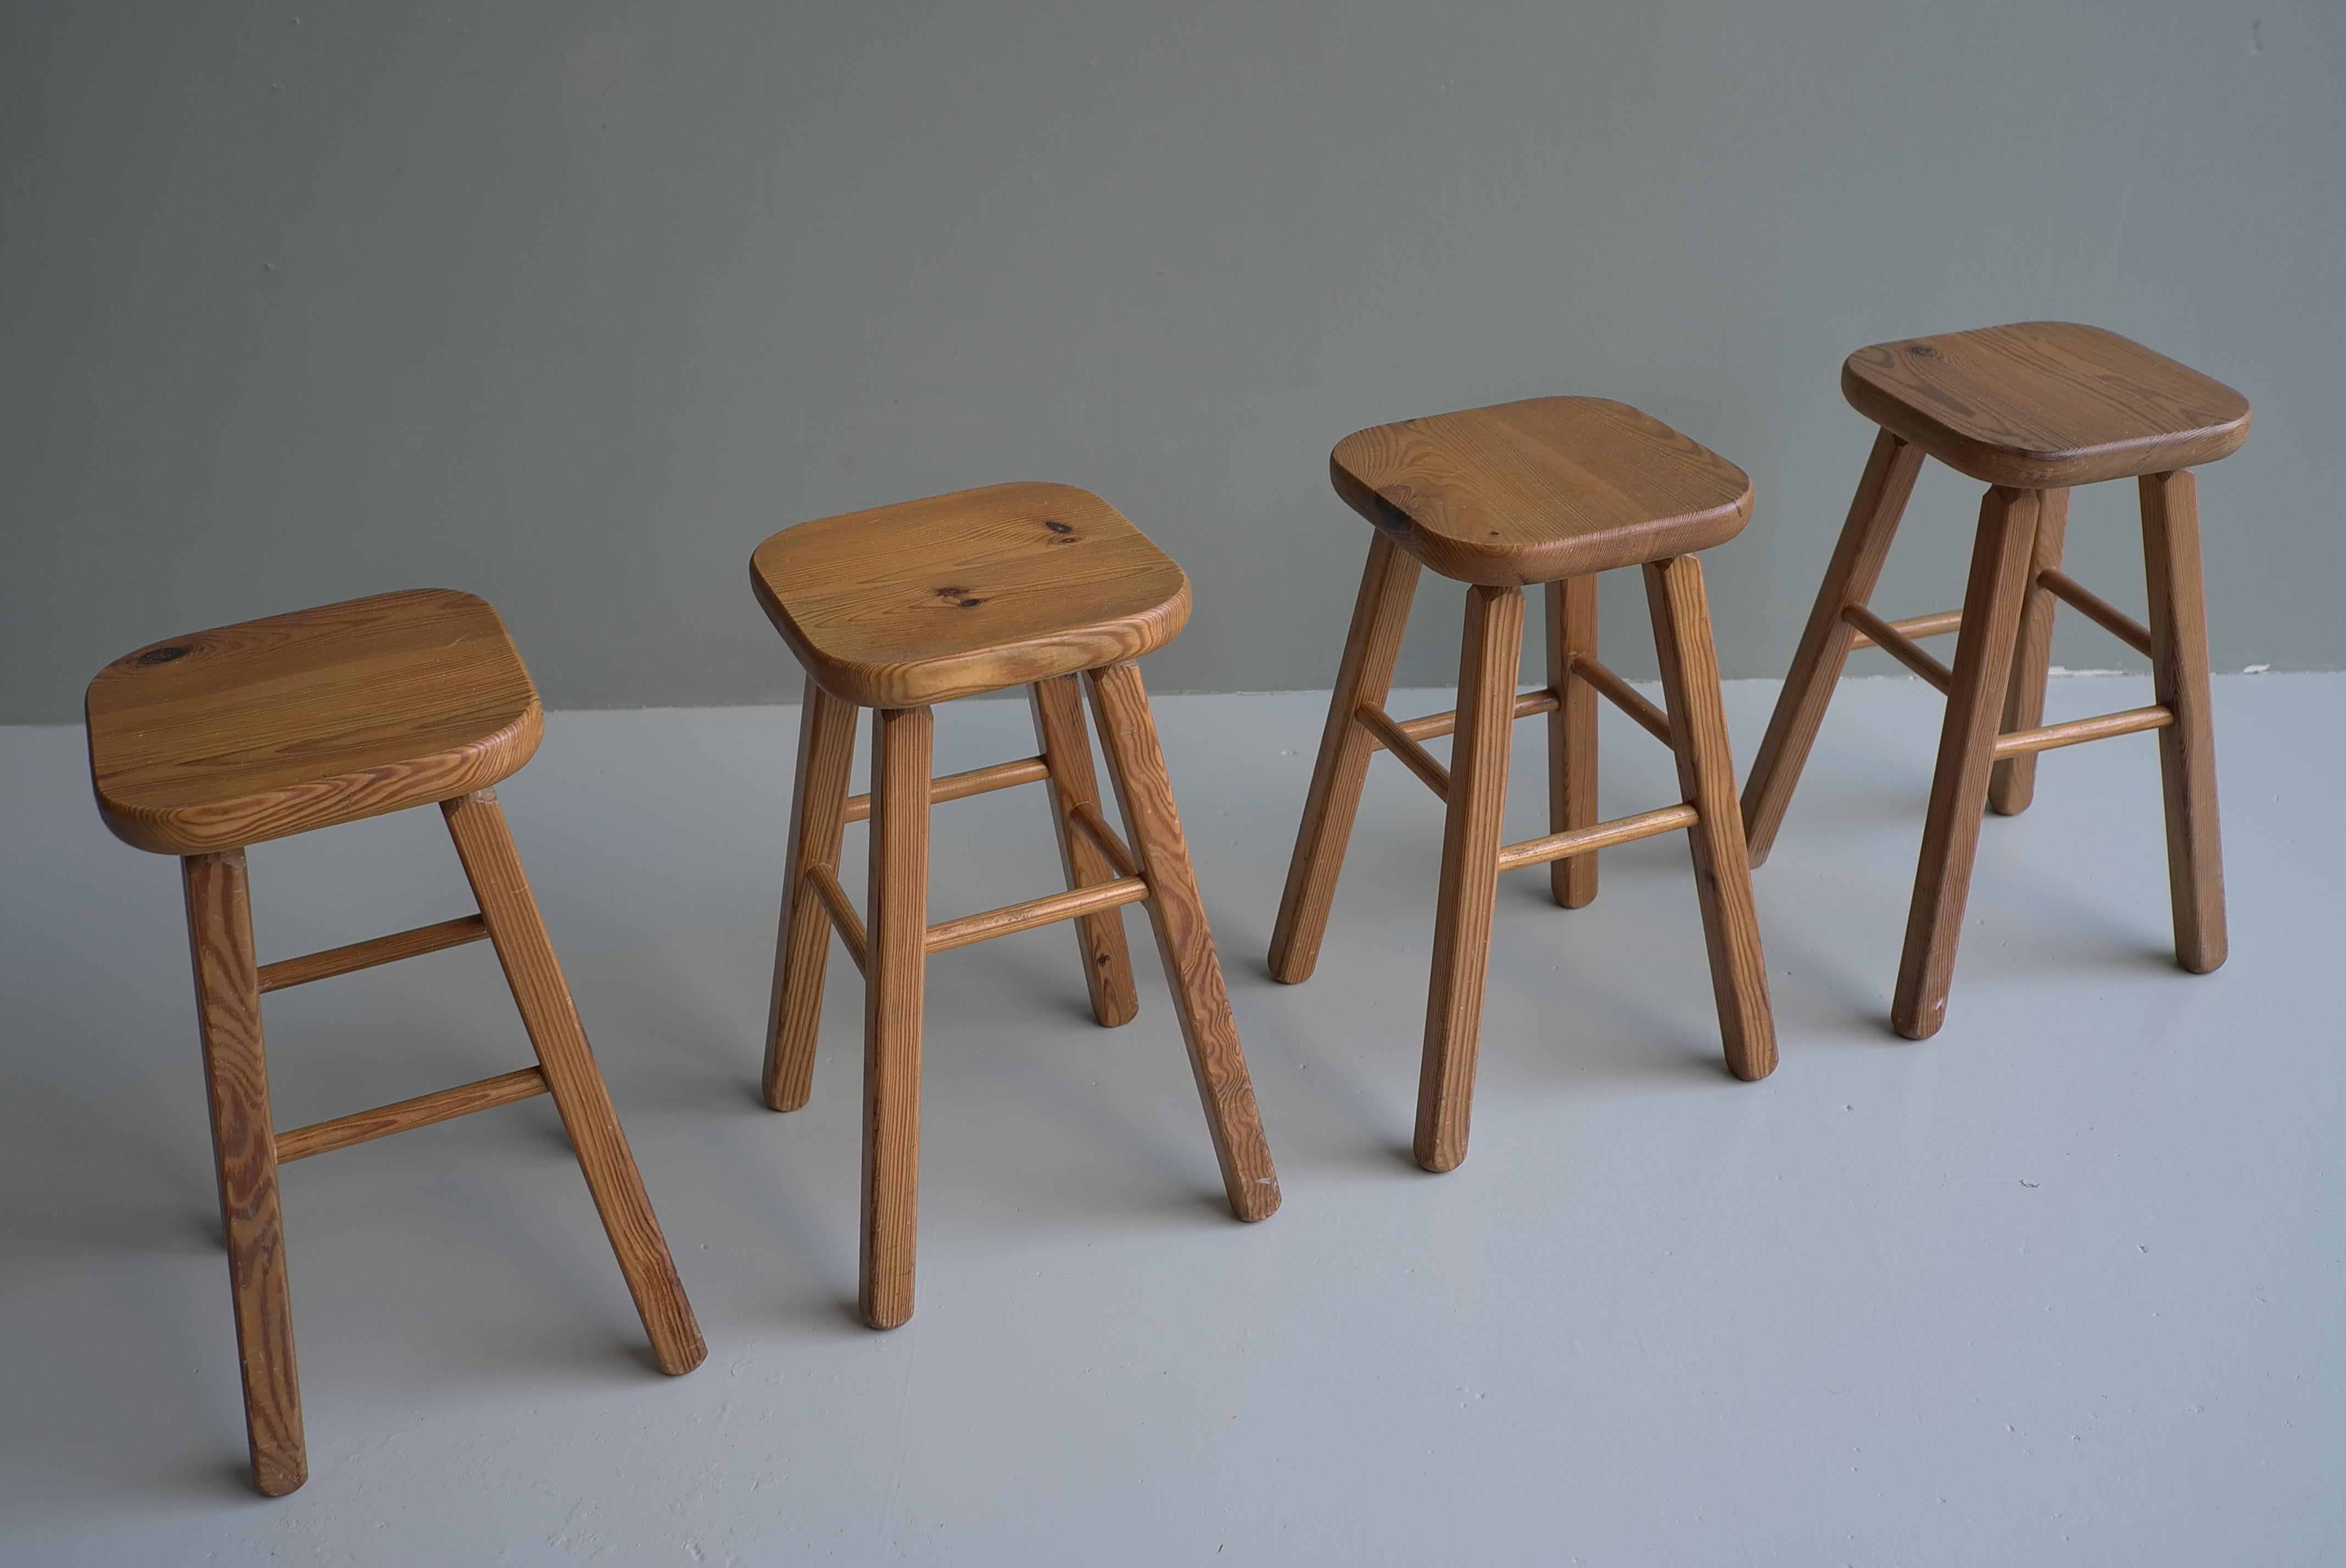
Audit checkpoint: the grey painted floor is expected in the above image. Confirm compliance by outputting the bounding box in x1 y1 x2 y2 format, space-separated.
3 674 2341 1565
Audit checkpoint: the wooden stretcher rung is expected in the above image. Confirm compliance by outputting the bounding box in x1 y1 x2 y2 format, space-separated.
1568 654 1674 746
806 863 868 974
1841 604 1954 693
1993 704 2171 760
1354 702 1451 802
1390 687 1559 743
842 756 1051 825
925 877 1150 955
256 914 489 994
2038 569 2154 657
274 1066 549 1163
1496 803 1701 873
1070 802 1138 878
1846 609 1963 649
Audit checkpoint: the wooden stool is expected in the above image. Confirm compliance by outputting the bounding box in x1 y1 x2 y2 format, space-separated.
85 589 706 1497
1739 321 2250 1039
1270 398 1778 1173
750 481 1280 1331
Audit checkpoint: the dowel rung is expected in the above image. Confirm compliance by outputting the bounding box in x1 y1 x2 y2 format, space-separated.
1568 654 1674 745
1841 604 1954 693
1070 802 1138 879
1392 688 1559 743
1496 803 1701 872
1992 704 2171 759
1354 702 1452 802
1847 609 1962 649
925 876 1150 955
256 914 489 993
842 756 1050 825
806 863 868 974
275 1066 548 1163
2038 569 2153 657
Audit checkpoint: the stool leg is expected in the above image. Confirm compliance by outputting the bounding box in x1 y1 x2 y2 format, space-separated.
860 707 931 1328
763 681 860 1111
1029 674 1140 1027
1989 488 2073 816
1891 488 2042 1040
182 850 306 1497
2140 471 2227 973
1270 531 1422 982
1644 557 1777 1080
1085 662 1281 1220
442 791 707 1374
1742 429 1925 864
1545 575 1599 908
1414 584 1524 1173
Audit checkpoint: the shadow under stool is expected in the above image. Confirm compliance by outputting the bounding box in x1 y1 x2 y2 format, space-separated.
1739 321 2251 1039
1270 397 1779 1174
750 481 1280 1332
83 589 706 1497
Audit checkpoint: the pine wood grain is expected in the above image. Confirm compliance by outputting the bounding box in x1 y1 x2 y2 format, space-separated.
1545 575 1599 908
274 1067 548 1163
1991 704 2172 759
924 877 1151 954
1741 429 1925 865
750 483 1190 709
1412 585 1524 1173
2140 471 2227 974
1331 399 1754 586
763 681 860 1112
1989 487 2073 815
1269 531 1422 983
88 590 540 855
1028 675 1141 1027
256 914 489 994
442 791 707 1373
182 850 308 1497
1086 662 1281 1220
859 707 932 1329
1891 488 2043 1040
1643 556 1777 1081
1842 322 2251 489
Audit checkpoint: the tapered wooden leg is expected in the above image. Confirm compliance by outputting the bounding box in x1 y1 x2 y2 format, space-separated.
1545 575 1600 908
1742 429 1925 864
182 850 306 1497
1029 675 1140 1027
1414 585 1524 1173
1643 557 1777 1080
1891 488 2042 1040
763 681 861 1110
2140 471 2226 973
1269 532 1423 982
442 791 707 1373
859 707 931 1328
1988 488 2073 815
1085 662 1281 1220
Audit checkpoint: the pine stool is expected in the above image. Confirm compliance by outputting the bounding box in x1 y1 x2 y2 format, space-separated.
1739 322 2250 1039
84 589 706 1497
1270 398 1778 1174
750 481 1280 1331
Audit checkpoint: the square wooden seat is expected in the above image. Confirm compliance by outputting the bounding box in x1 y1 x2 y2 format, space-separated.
750 481 1192 708
85 590 704 1497
1328 396 1755 585
1841 321 2252 489
1277 399 1777 1174
751 483 1278 1332
87 589 541 855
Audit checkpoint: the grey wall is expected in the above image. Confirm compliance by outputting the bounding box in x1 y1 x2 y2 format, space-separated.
4 2 2340 724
